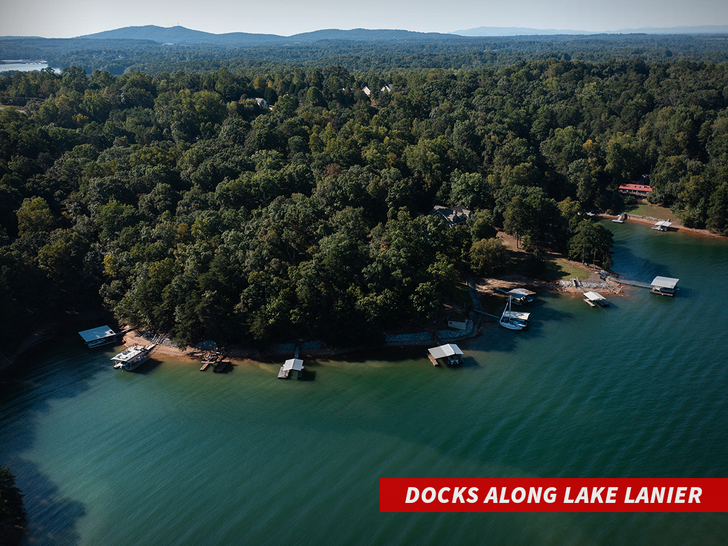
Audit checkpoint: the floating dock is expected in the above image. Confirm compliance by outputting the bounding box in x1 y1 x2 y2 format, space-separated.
200 350 228 371
650 276 679 297
583 291 609 307
78 326 118 348
652 220 673 231
612 214 626 223
213 359 230 373
278 358 304 379
496 287 536 304
427 344 464 366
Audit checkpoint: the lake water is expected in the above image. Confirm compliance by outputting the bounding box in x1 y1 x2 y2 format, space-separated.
0 63 57 73
1 221 728 546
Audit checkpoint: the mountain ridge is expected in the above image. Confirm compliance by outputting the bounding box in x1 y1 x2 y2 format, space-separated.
452 24 728 36
75 25 462 45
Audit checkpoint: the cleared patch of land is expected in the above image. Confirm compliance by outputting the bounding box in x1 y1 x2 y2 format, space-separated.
626 202 676 220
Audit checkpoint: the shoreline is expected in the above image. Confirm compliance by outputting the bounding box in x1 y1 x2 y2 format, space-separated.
124 278 486 363
597 213 723 239
4 214 719 371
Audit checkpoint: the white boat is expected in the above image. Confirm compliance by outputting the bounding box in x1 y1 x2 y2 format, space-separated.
111 344 156 371
499 298 530 330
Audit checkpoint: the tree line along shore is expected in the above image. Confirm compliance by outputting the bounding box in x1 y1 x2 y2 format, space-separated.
1 58 728 357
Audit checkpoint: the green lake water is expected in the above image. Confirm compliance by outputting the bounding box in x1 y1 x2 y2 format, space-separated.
2 221 728 545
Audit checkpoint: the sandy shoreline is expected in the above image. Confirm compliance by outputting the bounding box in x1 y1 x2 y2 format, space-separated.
2 215 722 371
597 213 722 238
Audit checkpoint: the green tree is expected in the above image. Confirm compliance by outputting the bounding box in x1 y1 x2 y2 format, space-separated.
568 219 614 268
469 237 508 276
16 197 55 236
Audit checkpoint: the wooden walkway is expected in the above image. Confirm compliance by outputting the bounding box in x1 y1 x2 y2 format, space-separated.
610 278 652 289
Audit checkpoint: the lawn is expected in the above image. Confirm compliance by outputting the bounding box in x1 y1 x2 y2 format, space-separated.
625 201 676 220
541 257 591 281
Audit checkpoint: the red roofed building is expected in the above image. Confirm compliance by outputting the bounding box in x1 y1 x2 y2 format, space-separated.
619 183 653 197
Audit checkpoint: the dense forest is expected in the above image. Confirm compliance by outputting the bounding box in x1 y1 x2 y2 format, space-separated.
4 33 728 75
1 57 728 351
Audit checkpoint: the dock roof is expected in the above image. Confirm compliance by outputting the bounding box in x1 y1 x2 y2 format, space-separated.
503 310 530 321
78 326 116 343
509 288 536 297
584 291 606 301
428 344 463 360
282 358 304 371
651 276 679 289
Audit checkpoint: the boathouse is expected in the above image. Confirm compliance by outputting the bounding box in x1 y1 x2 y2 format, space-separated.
650 277 679 297
652 220 673 231
583 291 608 307
278 358 304 379
78 326 118 348
508 288 536 304
427 344 464 367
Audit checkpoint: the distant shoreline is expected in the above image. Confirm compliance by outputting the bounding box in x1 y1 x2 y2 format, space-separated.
597 213 723 239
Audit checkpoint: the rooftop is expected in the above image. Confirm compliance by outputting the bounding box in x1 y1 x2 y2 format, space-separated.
651 276 679 289
78 326 116 343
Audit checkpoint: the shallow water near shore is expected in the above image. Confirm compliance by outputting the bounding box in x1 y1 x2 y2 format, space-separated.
1 221 728 546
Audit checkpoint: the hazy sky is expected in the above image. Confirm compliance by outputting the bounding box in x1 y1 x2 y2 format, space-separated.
2 0 728 38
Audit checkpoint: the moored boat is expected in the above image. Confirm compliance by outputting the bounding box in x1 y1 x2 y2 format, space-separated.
499 298 530 330
111 344 156 371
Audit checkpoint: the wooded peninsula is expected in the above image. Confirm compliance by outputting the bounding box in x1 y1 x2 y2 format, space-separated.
1 54 728 352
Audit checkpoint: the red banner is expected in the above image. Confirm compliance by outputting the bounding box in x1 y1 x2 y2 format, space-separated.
380 479 728 512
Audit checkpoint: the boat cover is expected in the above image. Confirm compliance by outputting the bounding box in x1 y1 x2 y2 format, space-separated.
651 276 679 289
584 291 606 301
428 344 464 360
282 358 304 371
503 311 530 321
508 288 536 297
78 326 116 343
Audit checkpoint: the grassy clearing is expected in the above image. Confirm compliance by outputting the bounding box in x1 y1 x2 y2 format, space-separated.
542 258 590 281
626 202 676 220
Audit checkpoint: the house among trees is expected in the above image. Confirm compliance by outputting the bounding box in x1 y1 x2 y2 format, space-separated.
619 176 653 198
429 205 471 227
618 183 653 198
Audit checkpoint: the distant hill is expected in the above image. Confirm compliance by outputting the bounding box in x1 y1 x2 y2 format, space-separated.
285 28 458 42
452 27 594 37
77 25 283 45
453 25 728 37
76 25 463 45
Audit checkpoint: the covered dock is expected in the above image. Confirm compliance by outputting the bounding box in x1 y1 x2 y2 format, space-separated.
650 276 679 297
496 287 536 304
651 220 673 231
583 291 609 307
78 326 118 348
502 309 531 324
427 344 464 367
278 358 304 379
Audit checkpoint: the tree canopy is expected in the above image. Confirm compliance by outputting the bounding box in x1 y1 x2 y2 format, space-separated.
1 57 727 349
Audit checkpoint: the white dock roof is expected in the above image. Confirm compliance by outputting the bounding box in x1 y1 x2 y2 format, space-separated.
282 358 304 371
503 310 530 321
428 344 463 360
584 291 606 301
651 276 679 289
78 326 117 343
653 220 673 227
509 288 536 297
